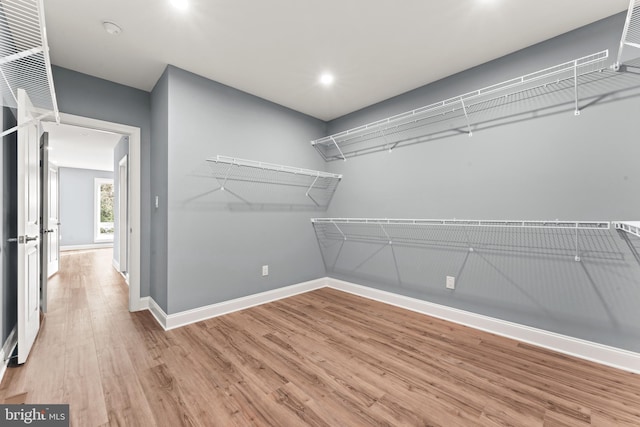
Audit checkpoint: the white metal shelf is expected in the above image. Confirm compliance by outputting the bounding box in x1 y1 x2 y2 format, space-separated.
311 218 609 230
617 0 640 67
204 155 342 208
210 155 342 179
0 0 58 134
312 218 612 262
311 50 609 161
614 221 640 238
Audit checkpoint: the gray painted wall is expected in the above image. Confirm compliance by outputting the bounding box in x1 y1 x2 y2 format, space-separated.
1 107 17 345
59 168 113 247
164 65 327 314
52 66 151 297
113 136 129 268
150 69 169 311
322 13 640 351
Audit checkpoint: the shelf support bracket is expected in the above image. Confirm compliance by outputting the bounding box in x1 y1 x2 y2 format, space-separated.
380 223 392 246
330 136 347 161
0 67 18 106
379 223 402 284
0 47 44 66
305 174 321 207
460 98 473 137
573 60 581 116
615 0 637 70
333 221 347 241
219 162 234 191
305 174 320 197
380 128 398 153
0 112 52 138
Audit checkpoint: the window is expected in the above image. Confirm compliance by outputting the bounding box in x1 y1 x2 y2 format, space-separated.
95 178 115 242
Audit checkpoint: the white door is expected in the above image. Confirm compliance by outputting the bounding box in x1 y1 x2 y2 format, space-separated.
118 155 128 274
17 88 41 364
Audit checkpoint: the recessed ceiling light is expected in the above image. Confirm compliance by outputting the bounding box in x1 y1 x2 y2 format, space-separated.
319 73 335 86
170 0 189 10
102 21 122 36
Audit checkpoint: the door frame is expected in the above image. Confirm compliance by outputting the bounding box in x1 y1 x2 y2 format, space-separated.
46 162 60 278
43 113 143 311
118 155 128 276
40 132 49 313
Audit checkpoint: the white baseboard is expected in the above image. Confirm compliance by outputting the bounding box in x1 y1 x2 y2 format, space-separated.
60 243 113 252
148 278 328 331
327 278 640 374
130 296 149 313
0 327 18 384
148 297 167 329
112 258 120 271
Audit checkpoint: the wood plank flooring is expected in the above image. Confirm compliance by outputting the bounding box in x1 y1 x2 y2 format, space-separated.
1 248 639 426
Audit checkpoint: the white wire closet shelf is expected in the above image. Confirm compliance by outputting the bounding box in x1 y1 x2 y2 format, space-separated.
312 218 612 262
0 0 58 133
204 155 342 209
617 0 640 67
311 50 610 161
614 221 640 238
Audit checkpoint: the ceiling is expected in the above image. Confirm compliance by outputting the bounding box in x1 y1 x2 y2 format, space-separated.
41 122 123 171
44 0 629 121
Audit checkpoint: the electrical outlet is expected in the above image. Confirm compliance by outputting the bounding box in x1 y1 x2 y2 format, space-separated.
262 265 269 276
446 276 455 290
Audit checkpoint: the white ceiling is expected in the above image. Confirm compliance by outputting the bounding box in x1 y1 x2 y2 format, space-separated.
41 122 122 171
44 0 629 121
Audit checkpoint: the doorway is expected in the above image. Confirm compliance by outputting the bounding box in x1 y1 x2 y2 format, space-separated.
41 114 142 312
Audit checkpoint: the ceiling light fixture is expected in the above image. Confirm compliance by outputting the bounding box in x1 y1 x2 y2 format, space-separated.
319 73 334 86
102 21 122 36
170 0 189 10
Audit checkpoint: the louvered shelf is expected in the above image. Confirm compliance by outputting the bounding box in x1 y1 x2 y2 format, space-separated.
311 50 610 161
312 218 611 262
614 221 640 238
205 155 342 209
0 0 58 130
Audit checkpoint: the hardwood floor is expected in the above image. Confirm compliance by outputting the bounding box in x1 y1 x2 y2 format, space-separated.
1 248 639 426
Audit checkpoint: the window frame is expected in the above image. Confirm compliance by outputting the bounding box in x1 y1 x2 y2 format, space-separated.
94 177 115 243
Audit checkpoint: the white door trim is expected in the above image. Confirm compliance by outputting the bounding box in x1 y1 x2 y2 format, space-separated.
118 155 128 275
43 113 143 311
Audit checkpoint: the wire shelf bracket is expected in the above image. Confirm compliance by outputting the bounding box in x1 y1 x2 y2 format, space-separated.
614 221 640 238
616 0 640 69
204 155 342 208
312 218 611 263
0 0 59 136
311 50 609 161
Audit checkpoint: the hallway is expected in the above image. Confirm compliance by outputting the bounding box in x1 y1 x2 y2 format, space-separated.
0 249 160 425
